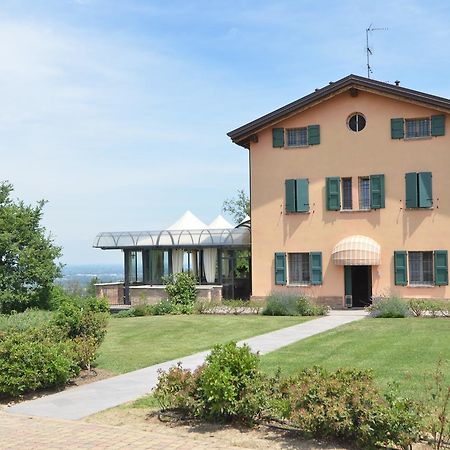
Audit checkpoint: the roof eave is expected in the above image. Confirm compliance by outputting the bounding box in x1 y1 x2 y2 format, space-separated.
227 74 450 148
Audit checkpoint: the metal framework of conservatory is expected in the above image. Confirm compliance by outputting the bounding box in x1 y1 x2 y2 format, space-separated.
93 225 251 303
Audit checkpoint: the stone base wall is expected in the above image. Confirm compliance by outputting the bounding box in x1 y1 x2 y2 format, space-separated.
130 285 223 306
96 283 222 307
95 283 124 305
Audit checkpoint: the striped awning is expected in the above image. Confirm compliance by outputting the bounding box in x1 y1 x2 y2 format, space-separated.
332 235 380 266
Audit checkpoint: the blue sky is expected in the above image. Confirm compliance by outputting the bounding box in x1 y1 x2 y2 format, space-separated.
1 0 449 264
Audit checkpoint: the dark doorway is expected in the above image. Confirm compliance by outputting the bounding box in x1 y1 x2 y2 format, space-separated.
351 266 372 307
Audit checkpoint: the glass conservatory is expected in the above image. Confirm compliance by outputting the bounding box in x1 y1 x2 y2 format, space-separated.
93 213 251 304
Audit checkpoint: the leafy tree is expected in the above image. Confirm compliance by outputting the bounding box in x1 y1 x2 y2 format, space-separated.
222 189 250 225
0 182 62 313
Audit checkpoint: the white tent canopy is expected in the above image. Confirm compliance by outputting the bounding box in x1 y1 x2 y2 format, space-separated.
167 211 208 230
208 215 234 229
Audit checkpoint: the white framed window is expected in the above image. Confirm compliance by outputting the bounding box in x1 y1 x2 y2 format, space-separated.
408 251 433 285
286 127 308 147
358 177 370 210
405 118 430 138
288 253 310 284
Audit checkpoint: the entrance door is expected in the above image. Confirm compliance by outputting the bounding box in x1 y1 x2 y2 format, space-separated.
344 265 372 307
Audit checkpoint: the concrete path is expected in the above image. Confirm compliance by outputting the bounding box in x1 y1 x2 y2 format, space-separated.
6 310 366 420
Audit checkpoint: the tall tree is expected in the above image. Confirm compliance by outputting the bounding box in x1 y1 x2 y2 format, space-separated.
222 189 250 225
0 182 62 313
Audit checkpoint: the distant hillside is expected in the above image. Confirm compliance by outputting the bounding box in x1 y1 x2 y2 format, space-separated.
58 264 123 287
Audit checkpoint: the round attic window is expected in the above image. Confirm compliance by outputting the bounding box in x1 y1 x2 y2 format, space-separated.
348 113 366 132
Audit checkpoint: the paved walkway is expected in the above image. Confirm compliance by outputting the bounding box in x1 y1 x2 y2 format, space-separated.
6 310 366 420
0 411 246 450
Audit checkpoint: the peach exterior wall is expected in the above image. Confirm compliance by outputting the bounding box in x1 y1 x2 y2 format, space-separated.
249 90 450 302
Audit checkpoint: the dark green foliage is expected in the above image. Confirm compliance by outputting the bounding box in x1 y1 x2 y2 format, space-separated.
52 296 109 344
262 293 327 316
196 342 267 423
164 272 197 314
154 342 268 424
369 297 410 318
0 182 62 313
0 294 109 397
274 367 422 449
112 308 135 318
0 329 78 397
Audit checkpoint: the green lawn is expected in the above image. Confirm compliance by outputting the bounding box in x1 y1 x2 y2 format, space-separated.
96 315 312 374
260 317 450 398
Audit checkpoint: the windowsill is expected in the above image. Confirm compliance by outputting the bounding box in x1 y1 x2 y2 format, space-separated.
405 207 434 210
340 208 371 213
407 284 435 288
287 283 311 287
285 211 311 214
285 145 309 149
404 136 432 141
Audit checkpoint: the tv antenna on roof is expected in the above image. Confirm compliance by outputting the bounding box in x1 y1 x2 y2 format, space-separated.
366 24 388 78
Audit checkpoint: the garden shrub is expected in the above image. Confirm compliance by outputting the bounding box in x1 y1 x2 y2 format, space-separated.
0 309 52 333
71 335 99 372
154 342 268 424
164 272 197 314
154 363 199 413
262 293 327 316
112 309 135 318
196 342 268 423
274 367 422 449
52 296 108 344
369 296 410 318
409 299 450 318
0 293 109 397
0 329 78 397
154 343 423 448
150 299 175 315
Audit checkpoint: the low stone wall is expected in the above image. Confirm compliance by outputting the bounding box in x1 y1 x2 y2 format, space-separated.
95 283 124 305
130 285 222 306
96 283 222 306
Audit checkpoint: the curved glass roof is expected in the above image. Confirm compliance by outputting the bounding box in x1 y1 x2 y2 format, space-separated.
93 227 250 249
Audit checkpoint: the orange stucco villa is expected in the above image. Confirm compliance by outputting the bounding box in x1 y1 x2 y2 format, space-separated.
228 74 450 308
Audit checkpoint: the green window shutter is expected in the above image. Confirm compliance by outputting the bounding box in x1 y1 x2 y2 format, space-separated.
431 115 445 136
405 172 418 208
391 118 404 139
273 128 284 147
285 179 296 213
370 174 385 209
296 178 309 212
394 251 408 286
326 177 340 211
418 172 433 208
434 250 448 286
307 125 320 145
275 252 286 285
310 252 322 285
